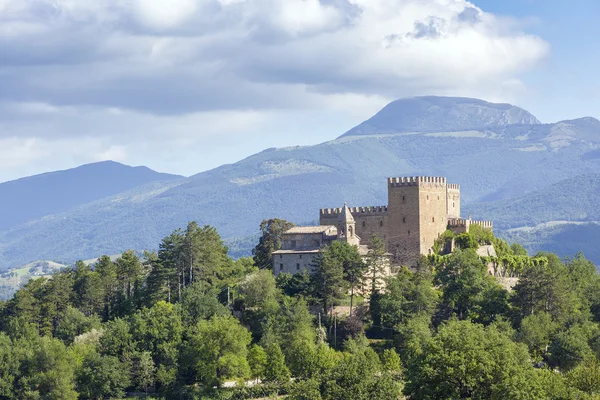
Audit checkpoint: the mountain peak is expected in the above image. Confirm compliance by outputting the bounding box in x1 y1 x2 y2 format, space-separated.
340 96 540 137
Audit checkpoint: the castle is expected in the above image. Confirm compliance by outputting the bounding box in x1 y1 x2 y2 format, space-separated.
273 176 492 275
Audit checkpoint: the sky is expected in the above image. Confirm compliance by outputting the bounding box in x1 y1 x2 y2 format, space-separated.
0 0 597 183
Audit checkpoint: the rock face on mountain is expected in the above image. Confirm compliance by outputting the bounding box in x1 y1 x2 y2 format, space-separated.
341 96 541 137
1 96 600 268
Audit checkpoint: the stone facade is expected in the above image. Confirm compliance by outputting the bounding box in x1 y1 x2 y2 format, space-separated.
320 176 492 267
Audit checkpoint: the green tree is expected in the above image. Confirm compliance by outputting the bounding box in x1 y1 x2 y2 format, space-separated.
264 343 290 384
511 243 528 256
435 249 506 322
18 336 78 400
253 219 295 270
187 315 252 387
517 312 558 360
76 352 130 400
54 306 101 345
454 232 478 250
133 351 156 396
549 324 594 371
248 344 267 382
365 236 388 291
405 319 544 399
288 379 322 400
0 333 18 399
566 357 600 396
310 244 346 317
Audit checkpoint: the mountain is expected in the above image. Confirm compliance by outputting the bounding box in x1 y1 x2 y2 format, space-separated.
2 96 600 268
341 96 540 137
0 161 183 230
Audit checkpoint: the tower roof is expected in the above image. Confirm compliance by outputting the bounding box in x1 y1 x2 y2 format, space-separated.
339 203 355 223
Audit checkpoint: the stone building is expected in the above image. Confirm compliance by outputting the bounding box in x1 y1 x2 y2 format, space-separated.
319 176 493 267
272 205 367 276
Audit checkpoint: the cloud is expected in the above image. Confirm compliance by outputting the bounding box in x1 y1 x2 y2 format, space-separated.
0 0 549 180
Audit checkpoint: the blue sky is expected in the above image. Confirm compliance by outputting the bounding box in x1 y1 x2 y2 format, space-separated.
471 0 600 122
0 0 596 182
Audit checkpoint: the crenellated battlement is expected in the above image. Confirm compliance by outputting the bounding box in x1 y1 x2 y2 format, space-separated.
320 205 388 216
447 183 460 191
388 176 447 187
448 218 493 229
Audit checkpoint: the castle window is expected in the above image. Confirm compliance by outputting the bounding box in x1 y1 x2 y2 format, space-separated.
432 217 435 223
380 220 383 227
296 263 300 270
402 195 406 203
291 240 297 248
427 195 429 200
279 255 282 259
438 195 440 200
403 217 406 223
299 255 302 259
408 230 411 236
280 264 283 270
453 202 455 208
362 221 366 228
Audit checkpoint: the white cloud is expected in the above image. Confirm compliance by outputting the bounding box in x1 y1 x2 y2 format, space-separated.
0 0 550 180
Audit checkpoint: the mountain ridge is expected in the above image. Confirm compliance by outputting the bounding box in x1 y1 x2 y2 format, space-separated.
2 96 600 268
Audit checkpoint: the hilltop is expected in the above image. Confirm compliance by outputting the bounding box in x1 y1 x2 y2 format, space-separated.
0 161 183 231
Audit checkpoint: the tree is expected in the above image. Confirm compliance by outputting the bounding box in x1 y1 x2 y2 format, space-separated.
288 379 322 400
0 333 18 399
54 306 101 345
365 236 388 292
18 336 78 400
549 324 594 371
76 352 130 400
435 249 505 322
511 243 528 256
405 320 544 399
454 232 478 250
264 343 290 384
130 301 182 389
517 312 558 360
381 348 401 375
310 245 346 317
248 344 267 382
187 315 252 388
253 219 295 270
567 357 600 396
180 282 229 327
511 253 579 325
133 351 156 396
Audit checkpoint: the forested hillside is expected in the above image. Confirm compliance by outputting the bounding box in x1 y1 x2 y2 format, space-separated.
0 220 599 399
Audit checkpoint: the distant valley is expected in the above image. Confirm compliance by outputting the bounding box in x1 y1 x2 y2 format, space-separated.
2 96 600 272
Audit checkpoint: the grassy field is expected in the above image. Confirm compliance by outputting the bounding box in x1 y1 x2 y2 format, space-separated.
0 260 66 300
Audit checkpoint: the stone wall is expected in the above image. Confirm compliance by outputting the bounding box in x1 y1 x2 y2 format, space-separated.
272 252 317 276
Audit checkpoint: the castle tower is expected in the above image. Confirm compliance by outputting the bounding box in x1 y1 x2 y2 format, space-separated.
386 177 449 266
446 183 461 219
338 204 360 246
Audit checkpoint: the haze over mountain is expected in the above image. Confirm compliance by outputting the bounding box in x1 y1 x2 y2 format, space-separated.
0 161 183 231
2 96 600 269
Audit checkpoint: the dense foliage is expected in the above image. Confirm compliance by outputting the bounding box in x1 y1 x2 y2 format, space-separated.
0 219 599 399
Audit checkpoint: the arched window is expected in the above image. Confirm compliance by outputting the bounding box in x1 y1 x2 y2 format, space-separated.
380 220 383 227
362 221 366 227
